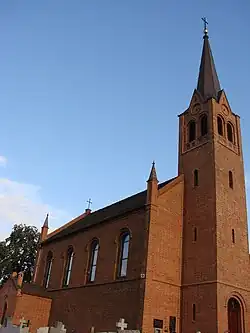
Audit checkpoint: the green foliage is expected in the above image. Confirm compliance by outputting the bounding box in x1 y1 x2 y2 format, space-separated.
0 224 40 285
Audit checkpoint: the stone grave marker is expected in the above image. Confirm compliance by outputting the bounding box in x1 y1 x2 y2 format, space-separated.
50 322 66 333
37 328 49 333
0 318 29 333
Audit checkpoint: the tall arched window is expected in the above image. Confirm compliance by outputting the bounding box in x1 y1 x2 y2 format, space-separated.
200 115 208 136
217 116 224 136
227 123 234 143
88 239 99 282
117 231 130 278
43 251 53 288
229 171 234 189
188 121 196 142
228 298 243 333
0 302 7 327
63 247 74 287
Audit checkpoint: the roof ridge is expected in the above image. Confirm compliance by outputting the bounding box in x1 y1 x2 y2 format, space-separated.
43 178 176 244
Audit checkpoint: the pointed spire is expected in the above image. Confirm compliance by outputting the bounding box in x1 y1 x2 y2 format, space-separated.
40 214 49 242
43 213 49 228
197 18 221 101
147 161 158 182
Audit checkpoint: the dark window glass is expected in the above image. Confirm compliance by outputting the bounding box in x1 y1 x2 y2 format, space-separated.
217 116 223 135
169 317 176 333
43 251 53 288
227 123 234 143
153 319 163 329
63 247 74 287
192 304 196 321
200 115 208 136
117 232 130 278
232 229 235 243
188 121 196 142
88 240 99 282
229 171 233 189
193 227 197 242
194 169 199 186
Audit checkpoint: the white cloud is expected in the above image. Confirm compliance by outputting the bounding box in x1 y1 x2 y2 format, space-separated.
0 156 7 168
0 178 71 241
246 172 249 189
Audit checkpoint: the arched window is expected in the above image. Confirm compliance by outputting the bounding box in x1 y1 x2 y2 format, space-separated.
228 298 243 333
0 302 7 327
200 115 208 136
192 304 196 321
63 247 74 287
227 123 234 143
188 121 196 142
117 231 130 278
88 240 99 282
194 169 199 186
217 116 224 136
229 171 234 189
43 251 53 288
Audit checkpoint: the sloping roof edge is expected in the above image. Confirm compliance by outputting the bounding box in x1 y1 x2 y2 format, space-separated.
42 177 177 244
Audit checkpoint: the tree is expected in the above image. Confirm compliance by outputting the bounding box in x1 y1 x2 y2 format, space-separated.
0 224 40 285
0 240 7 283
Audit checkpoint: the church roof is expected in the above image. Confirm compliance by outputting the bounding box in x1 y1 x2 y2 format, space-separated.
0 275 52 299
43 178 176 244
196 31 221 100
22 282 53 299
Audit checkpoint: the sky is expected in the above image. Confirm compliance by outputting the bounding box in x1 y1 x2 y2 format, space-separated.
0 0 249 240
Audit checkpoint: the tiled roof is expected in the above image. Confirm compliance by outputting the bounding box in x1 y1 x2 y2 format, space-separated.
22 283 52 299
43 178 176 244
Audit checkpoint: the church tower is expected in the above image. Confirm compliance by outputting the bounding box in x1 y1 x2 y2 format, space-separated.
178 21 250 333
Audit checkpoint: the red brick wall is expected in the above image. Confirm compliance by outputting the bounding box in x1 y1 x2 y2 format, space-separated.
178 91 250 333
13 294 51 333
0 279 17 321
181 283 217 333
178 95 218 332
36 208 147 332
142 177 184 333
212 95 250 333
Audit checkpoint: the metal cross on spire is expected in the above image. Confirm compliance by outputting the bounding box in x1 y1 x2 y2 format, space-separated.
201 17 208 36
86 198 92 210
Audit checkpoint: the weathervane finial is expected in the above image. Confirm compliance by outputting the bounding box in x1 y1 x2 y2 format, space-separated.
201 17 208 36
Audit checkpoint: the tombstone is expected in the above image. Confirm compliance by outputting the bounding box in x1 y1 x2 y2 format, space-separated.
19 319 29 333
0 317 29 333
119 331 140 333
96 317 140 333
37 328 49 333
50 322 66 333
116 319 127 331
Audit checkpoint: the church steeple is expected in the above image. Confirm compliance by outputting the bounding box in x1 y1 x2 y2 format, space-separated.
196 19 221 101
147 161 158 183
146 161 158 205
179 19 249 333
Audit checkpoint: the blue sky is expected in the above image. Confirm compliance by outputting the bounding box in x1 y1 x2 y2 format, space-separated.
0 0 249 240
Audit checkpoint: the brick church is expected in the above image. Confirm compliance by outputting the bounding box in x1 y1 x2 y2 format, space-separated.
0 25 249 333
